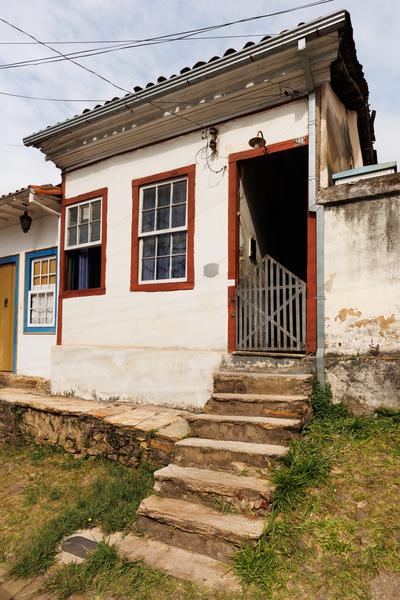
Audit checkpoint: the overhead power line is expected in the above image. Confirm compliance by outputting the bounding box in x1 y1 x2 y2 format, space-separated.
0 0 332 131
0 34 276 45
0 0 334 71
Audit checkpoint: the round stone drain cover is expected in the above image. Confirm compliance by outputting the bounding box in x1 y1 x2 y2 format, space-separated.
61 535 98 558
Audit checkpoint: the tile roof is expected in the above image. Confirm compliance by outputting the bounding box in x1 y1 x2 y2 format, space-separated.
27 24 307 137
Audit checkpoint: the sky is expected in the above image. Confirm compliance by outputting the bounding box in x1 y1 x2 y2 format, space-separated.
0 0 398 195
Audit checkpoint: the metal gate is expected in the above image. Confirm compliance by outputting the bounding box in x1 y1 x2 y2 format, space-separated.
236 254 306 352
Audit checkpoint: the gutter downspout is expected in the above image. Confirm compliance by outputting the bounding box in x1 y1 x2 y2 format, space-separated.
299 38 325 386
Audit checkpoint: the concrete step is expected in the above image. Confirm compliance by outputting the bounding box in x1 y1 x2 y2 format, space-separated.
136 495 265 562
186 413 301 444
221 352 315 374
213 371 313 395
154 463 274 515
174 437 288 472
114 533 242 592
206 392 311 420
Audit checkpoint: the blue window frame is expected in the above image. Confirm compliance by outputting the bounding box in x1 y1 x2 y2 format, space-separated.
24 248 58 334
0 254 19 372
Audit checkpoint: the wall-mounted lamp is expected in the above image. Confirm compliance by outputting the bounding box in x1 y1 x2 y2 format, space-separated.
20 205 32 233
248 130 266 149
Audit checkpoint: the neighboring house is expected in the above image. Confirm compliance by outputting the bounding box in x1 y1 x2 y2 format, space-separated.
0 185 61 378
7 9 398 412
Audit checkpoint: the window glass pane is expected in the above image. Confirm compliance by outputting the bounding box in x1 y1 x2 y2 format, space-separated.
90 221 101 243
143 237 156 258
33 261 41 276
142 210 155 233
68 226 77 246
156 207 170 230
41 275 48 285
79 223 89 245
49 259 56 273
143 187 156 210
68 206 78 227
171 204 186 228
171 255 186 278
91 200 101 222
157 184 171 207
172 232 186 254
49 275 56 284
156 256 170 280
42 260 48 274
33 276 40 287
157 234 171 257
80 204 90 224
142 258 155 281
172 180 187 205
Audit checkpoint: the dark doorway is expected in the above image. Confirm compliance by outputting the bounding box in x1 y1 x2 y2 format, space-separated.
238 145 308 281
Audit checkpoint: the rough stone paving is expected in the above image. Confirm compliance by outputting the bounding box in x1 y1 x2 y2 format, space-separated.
0 387 189 465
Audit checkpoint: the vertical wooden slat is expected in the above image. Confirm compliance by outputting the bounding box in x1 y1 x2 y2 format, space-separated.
282 269 287 351
269 258 274 350
295 279 300 351
276 263 281 350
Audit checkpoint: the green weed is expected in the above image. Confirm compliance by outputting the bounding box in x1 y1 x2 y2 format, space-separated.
10 461 155 578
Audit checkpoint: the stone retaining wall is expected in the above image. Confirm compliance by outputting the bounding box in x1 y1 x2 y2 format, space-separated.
0 391 189 466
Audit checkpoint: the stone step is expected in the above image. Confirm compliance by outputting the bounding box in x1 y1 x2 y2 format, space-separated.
154 463 274 515
221 352 315 374
206 392 311 420
214 371 313 395
186 413 301 444
174 437 288 472
136 495 265 562
114 533 242 592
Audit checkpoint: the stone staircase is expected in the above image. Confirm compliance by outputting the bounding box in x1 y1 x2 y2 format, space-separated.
134 355 313 591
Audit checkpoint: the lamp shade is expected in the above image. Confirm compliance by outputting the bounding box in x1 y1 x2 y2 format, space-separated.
20 210 32 233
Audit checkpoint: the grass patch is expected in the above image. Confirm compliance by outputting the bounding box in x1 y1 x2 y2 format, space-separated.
234 383 400 598
43 542 169 600
1 444 155 578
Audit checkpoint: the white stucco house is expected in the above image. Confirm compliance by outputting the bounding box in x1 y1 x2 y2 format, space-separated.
3 10 400 412
0 185 61 379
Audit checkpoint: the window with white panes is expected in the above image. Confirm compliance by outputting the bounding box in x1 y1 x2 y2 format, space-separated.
65 198 102 249
139 178 188 282
28 256 57 327
65 197 103 291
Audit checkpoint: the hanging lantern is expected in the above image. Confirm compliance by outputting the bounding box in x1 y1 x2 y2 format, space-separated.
20 209 32 233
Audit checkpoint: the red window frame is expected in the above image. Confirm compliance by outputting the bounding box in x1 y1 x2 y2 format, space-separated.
59 188 108 299
131 165 195 292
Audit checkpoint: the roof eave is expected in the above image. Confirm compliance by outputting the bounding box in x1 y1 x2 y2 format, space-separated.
23 10 348 148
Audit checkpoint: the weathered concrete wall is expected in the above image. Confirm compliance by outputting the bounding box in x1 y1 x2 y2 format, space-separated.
59 100 308 408
319 83 363 189
0 215 59 378
325 356 400 415
52 346 221 410
321 174 400 355
319 173 400 412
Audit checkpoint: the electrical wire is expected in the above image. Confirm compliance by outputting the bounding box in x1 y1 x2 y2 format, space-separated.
0 1 334 70
0 34 278 45
0 17 206 129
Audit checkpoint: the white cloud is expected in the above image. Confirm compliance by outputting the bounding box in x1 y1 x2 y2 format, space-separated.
0 0 398 194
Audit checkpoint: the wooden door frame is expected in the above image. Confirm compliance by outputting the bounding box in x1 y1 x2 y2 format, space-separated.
0 254 19 372
227 137 317 354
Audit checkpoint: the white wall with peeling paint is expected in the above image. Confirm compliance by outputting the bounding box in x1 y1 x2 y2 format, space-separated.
324 195 400 355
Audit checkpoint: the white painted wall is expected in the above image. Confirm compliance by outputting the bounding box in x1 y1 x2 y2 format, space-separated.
56 101 308 407
324 195 400 355
0 215 59 378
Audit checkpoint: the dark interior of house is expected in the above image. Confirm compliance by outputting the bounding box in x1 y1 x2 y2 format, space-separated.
239 145 308 281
